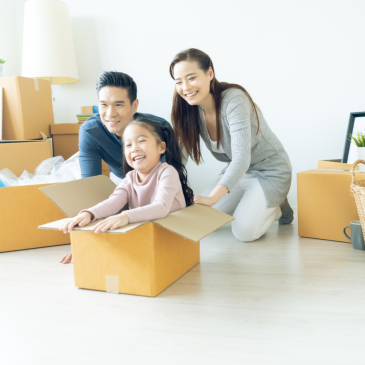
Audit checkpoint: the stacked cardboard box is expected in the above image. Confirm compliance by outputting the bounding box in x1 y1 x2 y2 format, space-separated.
50 123 111 176
0 76 70 252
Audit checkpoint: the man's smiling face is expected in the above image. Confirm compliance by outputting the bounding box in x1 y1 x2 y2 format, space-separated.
99 86 139 136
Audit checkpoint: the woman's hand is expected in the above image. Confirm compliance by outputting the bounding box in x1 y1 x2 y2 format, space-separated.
93 213 130 234
60 252 72 264
194 185 229 207
194 195 216 207
59 211 93 234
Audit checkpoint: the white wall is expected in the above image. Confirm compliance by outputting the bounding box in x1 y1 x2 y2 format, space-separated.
2 0 365 205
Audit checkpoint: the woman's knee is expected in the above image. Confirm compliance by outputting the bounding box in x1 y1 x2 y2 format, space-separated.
231 222 261 242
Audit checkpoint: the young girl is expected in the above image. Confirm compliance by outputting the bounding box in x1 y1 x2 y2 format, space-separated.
59 117 194 264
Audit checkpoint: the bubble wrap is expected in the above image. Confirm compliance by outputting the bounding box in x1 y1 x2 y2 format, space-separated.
0 152 81 187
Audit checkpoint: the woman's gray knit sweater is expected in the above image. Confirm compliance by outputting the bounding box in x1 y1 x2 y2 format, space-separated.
198 88 292 208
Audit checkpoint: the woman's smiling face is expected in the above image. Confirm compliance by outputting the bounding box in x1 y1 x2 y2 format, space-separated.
123 123 166 179
173 61 214 106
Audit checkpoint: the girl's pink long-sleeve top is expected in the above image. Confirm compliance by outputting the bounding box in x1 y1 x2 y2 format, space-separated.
82 162 186 223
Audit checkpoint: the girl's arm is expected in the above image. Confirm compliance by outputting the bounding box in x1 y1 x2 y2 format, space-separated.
80 179 129 221
126 166 182 224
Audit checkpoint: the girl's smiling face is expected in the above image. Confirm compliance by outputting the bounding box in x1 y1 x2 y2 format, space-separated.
123 124 166 181
173 60 214 106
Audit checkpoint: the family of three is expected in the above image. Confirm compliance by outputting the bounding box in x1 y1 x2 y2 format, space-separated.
60 48 293 264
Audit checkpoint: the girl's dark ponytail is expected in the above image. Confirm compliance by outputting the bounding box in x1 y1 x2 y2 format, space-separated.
122 118 194 207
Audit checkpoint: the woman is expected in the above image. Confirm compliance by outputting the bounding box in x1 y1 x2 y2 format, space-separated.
169 48 293 242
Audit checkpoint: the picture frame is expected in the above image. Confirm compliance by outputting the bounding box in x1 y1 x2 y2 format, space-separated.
0 87 2 140
342 111 365 163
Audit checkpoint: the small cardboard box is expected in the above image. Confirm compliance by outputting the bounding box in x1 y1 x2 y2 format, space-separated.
51 123 110 176
39 176 234 296
0 77 53 140
318 159 358 171
51 123 81 161
297 169 363 242
0 136 52 176
0 183 70 253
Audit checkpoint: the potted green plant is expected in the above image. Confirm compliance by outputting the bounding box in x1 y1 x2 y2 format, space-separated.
0 58 5 77
350 130 365 172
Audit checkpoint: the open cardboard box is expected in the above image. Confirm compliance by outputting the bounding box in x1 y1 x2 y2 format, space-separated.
0 132 52 176
39 176 234 297
0 132 71 252
0 183 70 253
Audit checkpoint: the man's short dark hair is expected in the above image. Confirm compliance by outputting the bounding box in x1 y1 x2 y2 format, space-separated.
96 71 137 104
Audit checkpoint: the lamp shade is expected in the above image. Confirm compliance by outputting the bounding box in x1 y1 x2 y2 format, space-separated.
22 0 79 84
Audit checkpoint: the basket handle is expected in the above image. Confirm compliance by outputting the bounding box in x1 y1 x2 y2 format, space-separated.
351 159 365 182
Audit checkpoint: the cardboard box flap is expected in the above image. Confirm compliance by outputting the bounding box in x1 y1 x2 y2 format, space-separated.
39 175 117 218
153 204 234 242
0 131 48 143
39 218 147 234
318 159 358 171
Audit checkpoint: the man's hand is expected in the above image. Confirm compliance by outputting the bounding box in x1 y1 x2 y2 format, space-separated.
59 211 93 234
93 213 130 234
193 195 216 207
60 252 72 264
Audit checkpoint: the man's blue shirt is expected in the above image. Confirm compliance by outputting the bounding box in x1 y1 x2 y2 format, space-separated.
79 112 169 179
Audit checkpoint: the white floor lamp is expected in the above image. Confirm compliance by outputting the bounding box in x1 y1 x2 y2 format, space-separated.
21 0 79 120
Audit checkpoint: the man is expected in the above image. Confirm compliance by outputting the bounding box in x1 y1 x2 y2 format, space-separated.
79 71 169 181
60 72 169 265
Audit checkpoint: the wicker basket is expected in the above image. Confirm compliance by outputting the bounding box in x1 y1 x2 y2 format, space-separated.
350 159 365 239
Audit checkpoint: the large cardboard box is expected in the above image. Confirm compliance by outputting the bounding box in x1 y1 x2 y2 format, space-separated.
0 137 52 176
39 176 233 297
0 183 70 253
297 169 363 242
0 77 53 140
51 123 110 176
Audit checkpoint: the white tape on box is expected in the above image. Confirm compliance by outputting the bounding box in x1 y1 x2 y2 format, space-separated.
106 275 119 294
33 78 39 91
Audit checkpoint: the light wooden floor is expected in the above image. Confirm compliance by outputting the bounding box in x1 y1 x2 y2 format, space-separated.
1 208 365 365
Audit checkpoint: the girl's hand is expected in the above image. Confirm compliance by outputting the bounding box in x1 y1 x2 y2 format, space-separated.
60 252 72 264
194 195 216 207
59 212 93 234
93 213 130 234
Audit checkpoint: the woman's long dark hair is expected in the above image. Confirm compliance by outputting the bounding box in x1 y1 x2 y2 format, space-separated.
122 117 194 207
170 48 261 165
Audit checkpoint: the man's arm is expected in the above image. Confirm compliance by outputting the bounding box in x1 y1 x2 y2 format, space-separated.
79 126 103 178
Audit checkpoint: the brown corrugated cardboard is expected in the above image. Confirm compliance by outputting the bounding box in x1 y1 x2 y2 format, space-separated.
39 175 117 217
0 137 52 176
51 123 81 161
51 123 110 175
318 159 358 171
297 169 362 242
0 77 53 140
0 183 70 253
39 176 234 296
